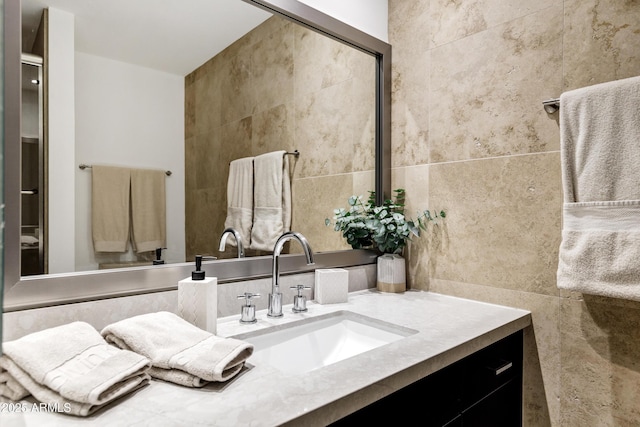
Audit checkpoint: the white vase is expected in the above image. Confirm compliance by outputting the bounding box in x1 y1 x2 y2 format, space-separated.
376 253 406 293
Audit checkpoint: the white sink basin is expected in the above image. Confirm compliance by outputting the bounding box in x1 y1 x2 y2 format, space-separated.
233 311 417 374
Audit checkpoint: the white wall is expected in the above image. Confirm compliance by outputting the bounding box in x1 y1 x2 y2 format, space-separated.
47 8 76 274
298 0 388 42
74 52 185 271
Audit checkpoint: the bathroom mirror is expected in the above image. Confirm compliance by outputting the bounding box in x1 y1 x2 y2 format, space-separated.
19 0 379 275
3 0 391 311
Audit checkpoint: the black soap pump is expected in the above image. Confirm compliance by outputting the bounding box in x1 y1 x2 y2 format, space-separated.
192 255 205 280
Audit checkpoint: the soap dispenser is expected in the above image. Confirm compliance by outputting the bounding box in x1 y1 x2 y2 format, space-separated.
178 255 218 333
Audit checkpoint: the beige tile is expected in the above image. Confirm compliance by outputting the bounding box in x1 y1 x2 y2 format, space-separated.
428 153 562 296
429 5 563 163
252 103 295 156
389 0 431 168
563 0 640 91
428 0 556 47
429 279 560 426
220 52 254 125
294 77 375 178
293 25 372 97
251 22 294 114
291 174 355 253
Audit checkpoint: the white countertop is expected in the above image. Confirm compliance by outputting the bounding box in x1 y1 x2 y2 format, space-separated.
2 290 531 426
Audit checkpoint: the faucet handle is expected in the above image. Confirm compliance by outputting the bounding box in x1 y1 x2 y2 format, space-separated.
291 285 311 313
237 293 260 324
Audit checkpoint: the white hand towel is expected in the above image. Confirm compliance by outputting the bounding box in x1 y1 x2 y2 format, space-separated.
101 311 253 387
557 75 640 300
0 322 151 416
131 168 167 253
250 151 292 251
92 165 131 252
224 157 254 248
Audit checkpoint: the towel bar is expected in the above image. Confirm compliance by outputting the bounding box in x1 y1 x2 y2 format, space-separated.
79 164 172 176
542 98 560 113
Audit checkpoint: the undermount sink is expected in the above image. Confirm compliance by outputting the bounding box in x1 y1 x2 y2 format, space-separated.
233 311 417 374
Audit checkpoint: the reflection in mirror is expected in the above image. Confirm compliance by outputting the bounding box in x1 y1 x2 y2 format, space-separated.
19 0 375 277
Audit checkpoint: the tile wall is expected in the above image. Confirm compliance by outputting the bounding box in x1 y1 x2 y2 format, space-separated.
184 15 377 259
389 0 640 425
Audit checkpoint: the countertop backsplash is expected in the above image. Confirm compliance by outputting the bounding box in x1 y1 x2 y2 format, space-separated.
2 265 375 341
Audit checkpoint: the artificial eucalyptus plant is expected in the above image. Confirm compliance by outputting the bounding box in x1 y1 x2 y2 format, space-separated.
326 189 445 254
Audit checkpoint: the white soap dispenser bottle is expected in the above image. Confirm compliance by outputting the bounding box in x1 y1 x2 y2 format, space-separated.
178 255 218 333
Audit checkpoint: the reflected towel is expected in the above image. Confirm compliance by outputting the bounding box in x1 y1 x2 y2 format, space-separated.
250 151 292 251
131 168 167 253
224 157 254 248
92 166 131 252
101 312 253 387
557 75 640 300
0 322 151 416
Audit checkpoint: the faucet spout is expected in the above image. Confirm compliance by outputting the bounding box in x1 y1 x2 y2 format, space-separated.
268 231 314 318
219 228 245 258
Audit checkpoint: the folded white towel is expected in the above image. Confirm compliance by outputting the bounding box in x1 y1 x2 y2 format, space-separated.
224 157 254 248
0 322 151 416
557 75 640 300
0 370 29 401
250 151 292 251
101 312 253 387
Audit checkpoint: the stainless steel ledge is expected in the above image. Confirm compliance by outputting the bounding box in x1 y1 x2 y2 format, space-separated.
4 250 378 312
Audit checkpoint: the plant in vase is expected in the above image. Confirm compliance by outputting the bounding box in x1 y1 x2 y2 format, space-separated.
326 189 445 292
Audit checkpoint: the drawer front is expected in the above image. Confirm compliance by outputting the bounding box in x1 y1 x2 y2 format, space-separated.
461 330 523 408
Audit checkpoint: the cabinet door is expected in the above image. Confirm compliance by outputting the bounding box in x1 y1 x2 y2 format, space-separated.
461 377 521 427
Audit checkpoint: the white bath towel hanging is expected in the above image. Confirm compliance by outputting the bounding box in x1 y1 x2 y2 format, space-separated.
557 75 640 301
224 157 254 248
250 151 292 251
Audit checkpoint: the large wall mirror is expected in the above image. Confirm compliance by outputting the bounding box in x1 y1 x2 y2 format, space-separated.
3 0 391 311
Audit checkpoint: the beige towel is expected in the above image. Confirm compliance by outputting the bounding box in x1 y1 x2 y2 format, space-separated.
250 151 292 251
92 166 131 252
0 322 151 416
224 157 254 247
101 312 253 387
557 75 640 300
130 168 167 253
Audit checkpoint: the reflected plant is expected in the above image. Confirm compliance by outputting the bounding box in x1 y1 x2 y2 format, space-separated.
326 189 445 254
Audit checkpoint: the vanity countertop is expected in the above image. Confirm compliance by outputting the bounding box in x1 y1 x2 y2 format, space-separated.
4 290 531 426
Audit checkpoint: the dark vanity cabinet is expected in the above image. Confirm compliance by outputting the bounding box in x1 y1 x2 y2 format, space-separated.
332 330 523 427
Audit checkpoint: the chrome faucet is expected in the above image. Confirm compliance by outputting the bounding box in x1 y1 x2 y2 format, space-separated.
268 231 314 318
219 227 245 258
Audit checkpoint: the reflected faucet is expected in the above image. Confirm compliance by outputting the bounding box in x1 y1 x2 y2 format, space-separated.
219 228 245 258
268 231 315 318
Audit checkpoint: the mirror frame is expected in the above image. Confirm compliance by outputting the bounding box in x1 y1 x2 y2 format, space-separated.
3 0 391 312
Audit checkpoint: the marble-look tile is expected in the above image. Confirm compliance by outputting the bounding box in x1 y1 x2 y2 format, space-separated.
429 279 559 426
428 0 556 48
429 5 562 163
559 296 640 426
389 0 431 168
428 153 563 296
251 22 294 115
251 103 295 156
184 79 195 140
563 0 640 92
192 58 223 137
294 77 375 178
293 25 373 97
292 174 355 254
220 52 254 125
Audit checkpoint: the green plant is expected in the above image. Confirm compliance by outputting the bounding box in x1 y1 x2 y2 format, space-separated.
326 189 445 254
